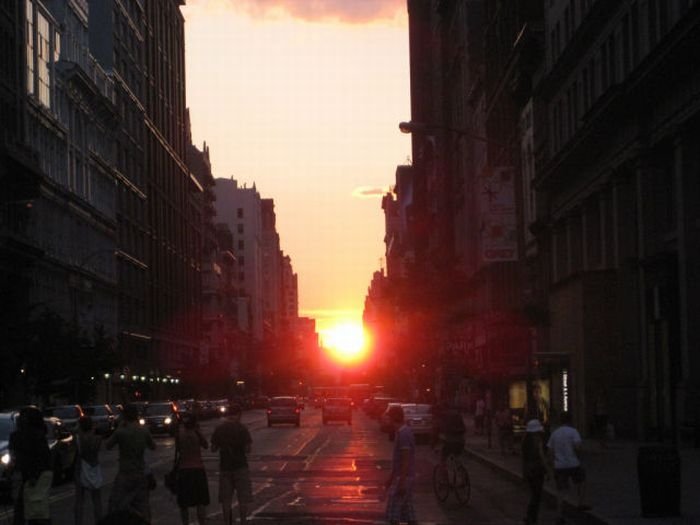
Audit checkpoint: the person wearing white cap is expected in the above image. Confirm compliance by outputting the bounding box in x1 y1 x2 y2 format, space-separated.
547 411 590 524
521 419 549 524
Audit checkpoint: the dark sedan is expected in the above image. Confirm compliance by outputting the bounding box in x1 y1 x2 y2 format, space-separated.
140 402 178 435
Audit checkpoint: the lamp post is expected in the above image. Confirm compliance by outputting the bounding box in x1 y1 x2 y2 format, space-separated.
398 120 494 144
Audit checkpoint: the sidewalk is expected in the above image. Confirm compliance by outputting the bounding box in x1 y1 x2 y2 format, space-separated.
461 415 700 525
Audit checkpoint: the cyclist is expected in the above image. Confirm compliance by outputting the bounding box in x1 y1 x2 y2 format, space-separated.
432 401 466 463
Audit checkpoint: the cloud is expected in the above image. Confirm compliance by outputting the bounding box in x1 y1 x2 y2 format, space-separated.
352 186 390 199
186 0 405 24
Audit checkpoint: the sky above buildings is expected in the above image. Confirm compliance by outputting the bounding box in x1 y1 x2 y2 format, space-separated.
182 0 411 335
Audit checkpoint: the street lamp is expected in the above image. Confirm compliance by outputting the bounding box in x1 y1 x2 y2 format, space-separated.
399 120 495 145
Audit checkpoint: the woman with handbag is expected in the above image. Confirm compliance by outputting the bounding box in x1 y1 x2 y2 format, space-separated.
75 416 103 525
175 413 209 525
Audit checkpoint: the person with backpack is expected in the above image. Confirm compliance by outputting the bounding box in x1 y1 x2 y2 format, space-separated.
211 404 252 524
105 404 156 521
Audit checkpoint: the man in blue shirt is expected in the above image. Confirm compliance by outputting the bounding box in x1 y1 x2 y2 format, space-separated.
384 405 416 525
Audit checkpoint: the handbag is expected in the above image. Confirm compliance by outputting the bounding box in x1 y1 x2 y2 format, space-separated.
79 459 103 489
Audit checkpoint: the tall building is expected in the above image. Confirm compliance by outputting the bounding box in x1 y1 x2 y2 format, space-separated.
7 0 120 336
0 0 120 404
143 0 202 374
376 0 700 440
280 253 298 330
213 178 264 342
89 0 150 373
533 0 700 440
89 0 203 378
261 198 281 338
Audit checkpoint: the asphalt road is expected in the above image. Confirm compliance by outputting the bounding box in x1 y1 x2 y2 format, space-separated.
0 408 563 524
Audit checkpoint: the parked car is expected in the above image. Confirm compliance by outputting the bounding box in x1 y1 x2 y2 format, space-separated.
140 402 178 435
322 397 352 425
401 403 433 443
42 405 84 432
83 404 115 435
267 396 301 427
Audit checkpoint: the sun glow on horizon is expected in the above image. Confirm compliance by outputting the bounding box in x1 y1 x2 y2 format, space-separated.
320 321 369 365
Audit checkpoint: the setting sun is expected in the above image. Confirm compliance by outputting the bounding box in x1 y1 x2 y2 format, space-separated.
321 321 369 365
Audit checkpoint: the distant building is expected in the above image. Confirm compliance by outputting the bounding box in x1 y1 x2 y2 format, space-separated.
280 254 298 330
261 198 282 338
213 178 264 342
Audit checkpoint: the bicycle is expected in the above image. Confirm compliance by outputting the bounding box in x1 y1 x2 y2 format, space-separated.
433 452 471 506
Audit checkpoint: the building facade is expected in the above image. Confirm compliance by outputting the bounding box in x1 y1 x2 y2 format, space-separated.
213 177 265 342
378 0 700 441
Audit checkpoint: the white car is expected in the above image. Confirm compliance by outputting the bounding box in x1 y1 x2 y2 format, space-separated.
401 403 434 442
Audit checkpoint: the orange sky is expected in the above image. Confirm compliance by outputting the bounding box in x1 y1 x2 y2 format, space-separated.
181 1 411 333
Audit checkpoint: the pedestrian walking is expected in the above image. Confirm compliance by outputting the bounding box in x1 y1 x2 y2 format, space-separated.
105 404 156 522
175 413 209 525
547 411 590 524
522 419 549 525
75 416 104 525
211 404 252 524
434 402 465 463
495 404 514 455
384 405 416 525
525 384 550 433
8 405 53 525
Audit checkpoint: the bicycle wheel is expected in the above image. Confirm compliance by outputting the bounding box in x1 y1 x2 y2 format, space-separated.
453 464 471 506
433 464 450 502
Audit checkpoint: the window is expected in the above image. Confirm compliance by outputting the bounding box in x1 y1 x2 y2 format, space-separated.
26 0 34 95
237 223 243 234
238 239 244 250
36 12 51 107
238 256 244 266
237 208 243 219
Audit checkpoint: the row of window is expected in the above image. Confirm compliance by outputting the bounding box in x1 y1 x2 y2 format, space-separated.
549 1 692 155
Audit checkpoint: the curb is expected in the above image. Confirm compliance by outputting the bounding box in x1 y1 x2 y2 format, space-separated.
463 444 610 525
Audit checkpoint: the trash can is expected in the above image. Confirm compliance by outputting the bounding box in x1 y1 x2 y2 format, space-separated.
637 446 681 517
